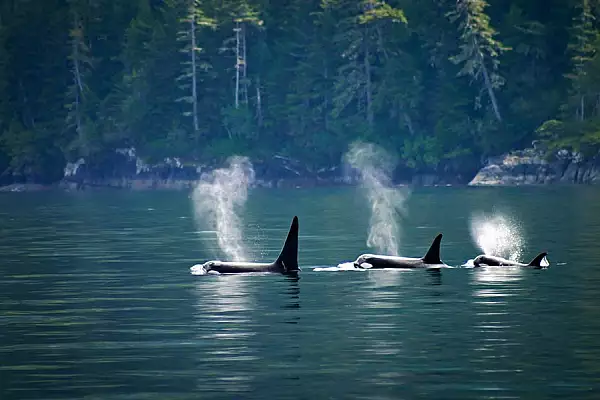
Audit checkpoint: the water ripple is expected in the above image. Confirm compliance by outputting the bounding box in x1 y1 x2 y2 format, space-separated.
1 189 600 399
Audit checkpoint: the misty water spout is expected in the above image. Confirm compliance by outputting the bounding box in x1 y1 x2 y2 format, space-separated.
344 142 409 256
469 211 523 261
192 156 255 261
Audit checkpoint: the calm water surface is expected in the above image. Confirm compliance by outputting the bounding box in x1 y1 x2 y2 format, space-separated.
1 187 600 399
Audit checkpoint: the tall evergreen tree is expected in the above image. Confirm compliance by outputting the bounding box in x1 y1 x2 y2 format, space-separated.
65 0 94 157
1 0 600 184
324 0 405 136
448 0 509 122
566 0 596 121
176 0 215 136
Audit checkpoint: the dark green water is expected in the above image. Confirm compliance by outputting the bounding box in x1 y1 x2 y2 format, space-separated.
2 187 600 399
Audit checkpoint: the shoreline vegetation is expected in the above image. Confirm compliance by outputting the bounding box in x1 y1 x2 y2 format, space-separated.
1 145 599 192
2 1 600 189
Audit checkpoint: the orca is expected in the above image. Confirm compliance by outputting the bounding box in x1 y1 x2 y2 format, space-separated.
352 234 450 269
472 252 549 269
190 216 299 275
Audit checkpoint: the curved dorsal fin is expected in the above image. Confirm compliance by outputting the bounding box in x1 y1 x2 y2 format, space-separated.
527 252 548 268
422 233 443 265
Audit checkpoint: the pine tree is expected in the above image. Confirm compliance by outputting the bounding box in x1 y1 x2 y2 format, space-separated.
65 0 94 157
216 0 263 140
0 10 11 134
448 0 509 122
325 0 405 133
566 0 596 121
119 0 189 156
267 0 337 161
176 0 215 135
0 10 12 177
1 0 600 183
214 1 263 111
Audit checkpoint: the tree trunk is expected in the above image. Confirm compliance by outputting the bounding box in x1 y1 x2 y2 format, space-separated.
376 25 388 61
72 11 84 151
364 28 373 130
323 60 330 130
234 21 240 109
255 75 262 126
374 21 414 136
404 113 415 136
190 9 199 132
18 79 34 128
241 23 248 106
480 53 502 122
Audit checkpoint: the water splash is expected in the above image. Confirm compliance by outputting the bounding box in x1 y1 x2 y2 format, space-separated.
313 262 364 272
469 211 524 261
344 141 409 256
192 156 255 261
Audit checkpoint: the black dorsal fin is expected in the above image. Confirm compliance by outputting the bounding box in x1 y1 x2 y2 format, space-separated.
275 216 299 273
527 252 548 268
422 233 443 265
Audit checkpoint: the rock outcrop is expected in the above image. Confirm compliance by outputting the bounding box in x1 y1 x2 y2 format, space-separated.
0 183 50 192
469 148 600 186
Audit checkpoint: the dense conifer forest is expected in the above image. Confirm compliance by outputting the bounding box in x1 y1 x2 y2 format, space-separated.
1 0 599 183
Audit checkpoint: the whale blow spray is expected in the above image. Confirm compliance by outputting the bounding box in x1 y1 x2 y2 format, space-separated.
192 156 255 261
345 141 409 256
469 211 523 261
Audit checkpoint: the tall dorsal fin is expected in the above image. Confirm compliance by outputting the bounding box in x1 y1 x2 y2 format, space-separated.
527 252 548 268
422 233 443 265
275 216 299 273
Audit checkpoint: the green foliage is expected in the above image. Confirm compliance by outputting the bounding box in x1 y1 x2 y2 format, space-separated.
0 121 64 182
0 0 599 183
537 118 600 157
221 105 255 139
534 0 600 157
358 1 406 25
448 0 509 121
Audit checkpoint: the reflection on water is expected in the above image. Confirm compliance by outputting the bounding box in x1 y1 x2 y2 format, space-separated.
190 274 303 397
360 271 404 365
473 265 524 284
2 188 600 399
281 275 301 313
365 269 405 288
469 267 527 398
193 276 257 395
426 269 443 286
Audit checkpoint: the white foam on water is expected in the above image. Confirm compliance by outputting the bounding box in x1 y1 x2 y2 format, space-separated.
190 264 209 275
313 262 364 272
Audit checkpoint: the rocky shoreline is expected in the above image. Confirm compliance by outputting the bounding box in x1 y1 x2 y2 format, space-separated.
2 146 600 192
1 148 356 192
468 148 600 186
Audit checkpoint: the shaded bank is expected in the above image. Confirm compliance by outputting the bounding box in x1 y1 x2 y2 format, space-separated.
3 147 600 192
52 147 477 191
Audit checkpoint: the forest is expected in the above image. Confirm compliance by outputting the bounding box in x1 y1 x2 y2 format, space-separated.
1 0 600 184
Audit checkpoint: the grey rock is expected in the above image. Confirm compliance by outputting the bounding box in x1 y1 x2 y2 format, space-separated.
471 147 600 186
